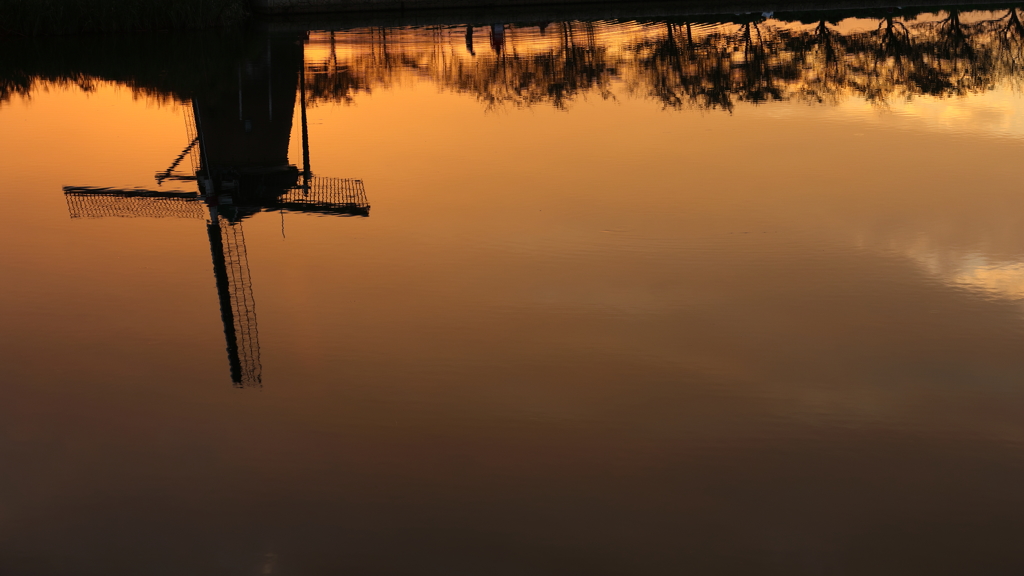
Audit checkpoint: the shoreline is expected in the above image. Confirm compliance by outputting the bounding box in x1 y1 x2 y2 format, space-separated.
0 0 1019 36
254 0 1023 30
253 0 1015 16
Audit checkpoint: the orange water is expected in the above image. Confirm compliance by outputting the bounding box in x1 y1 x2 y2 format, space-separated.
2 12 1024 574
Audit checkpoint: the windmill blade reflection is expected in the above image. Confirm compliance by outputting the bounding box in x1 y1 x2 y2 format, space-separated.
62 186 264 387
62 178 370 388
63 187 205 219
63 184 369 219
207 216 261 387
277 177 370 217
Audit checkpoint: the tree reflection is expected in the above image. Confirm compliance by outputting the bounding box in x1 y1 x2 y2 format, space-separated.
5 8 1024 112
299 8 1024 111
304 22 617 109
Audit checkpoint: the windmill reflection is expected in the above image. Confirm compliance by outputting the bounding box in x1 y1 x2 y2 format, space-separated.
38 6 1024 386
62 35 370 388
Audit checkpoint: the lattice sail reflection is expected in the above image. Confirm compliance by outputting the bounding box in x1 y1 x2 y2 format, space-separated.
64 188 205 219
208 218 262 387
62 179 370 220
285 177 370 216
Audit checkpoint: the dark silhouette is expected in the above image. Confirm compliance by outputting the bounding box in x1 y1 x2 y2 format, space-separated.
59 30 370 388
10 8 1023 112
292 9 1024 111
490 23 506 53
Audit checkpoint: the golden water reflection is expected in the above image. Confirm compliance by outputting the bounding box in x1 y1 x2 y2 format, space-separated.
3 6 1024 574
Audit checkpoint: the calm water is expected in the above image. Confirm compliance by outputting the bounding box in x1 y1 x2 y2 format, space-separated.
3 6 1024 574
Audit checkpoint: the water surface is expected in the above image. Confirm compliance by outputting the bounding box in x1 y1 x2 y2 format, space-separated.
2 7 1024 574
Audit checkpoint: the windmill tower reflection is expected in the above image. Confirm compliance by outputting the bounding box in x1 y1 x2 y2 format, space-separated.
62 35 369 387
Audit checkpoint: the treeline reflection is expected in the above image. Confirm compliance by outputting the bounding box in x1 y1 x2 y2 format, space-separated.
304 8 1024 110
4 8 1024 112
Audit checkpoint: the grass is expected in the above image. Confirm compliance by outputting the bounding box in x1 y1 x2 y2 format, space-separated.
0 0 250 36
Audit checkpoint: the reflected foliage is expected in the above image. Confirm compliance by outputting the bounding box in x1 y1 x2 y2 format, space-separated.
627 10 1024 108
5 7 1024 111
303 8 1024 110
0 29 270 107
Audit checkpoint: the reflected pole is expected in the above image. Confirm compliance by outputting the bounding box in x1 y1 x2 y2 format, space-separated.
299 55 312 194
